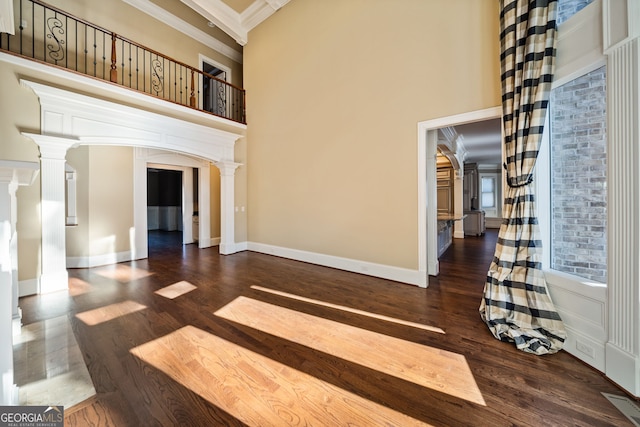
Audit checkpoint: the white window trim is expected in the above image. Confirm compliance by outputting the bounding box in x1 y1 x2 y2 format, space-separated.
532 0 610 372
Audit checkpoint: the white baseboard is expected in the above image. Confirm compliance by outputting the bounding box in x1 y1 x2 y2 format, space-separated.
246 242 426 287
606 343 640 397
563 325 606 371
66 251 133 268
19 278 39 297
485 217 503 229
545 270 609 375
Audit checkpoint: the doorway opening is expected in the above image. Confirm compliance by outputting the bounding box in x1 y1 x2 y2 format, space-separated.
200 57 232 117
147 168 184 253
417 107 502 283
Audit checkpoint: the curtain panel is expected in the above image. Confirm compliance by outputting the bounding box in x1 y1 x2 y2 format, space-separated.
479 0 566 355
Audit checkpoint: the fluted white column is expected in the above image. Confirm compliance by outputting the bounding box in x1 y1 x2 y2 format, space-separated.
603 0 640 397
453 172 465 239
23 134 78 294
0 160 39 405
214 161 241 255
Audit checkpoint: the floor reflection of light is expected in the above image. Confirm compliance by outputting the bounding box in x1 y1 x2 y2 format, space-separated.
216 297 485 406
131 325 433 426
13 316 96 408
75 300 147 326
68 277 93 297
155 281 197 299
94 264 154 284
251 285 445 334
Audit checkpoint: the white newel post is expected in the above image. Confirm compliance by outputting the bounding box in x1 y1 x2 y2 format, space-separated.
603 0 640 398
23 134 78 294
214 161 241 255
0 160 39 405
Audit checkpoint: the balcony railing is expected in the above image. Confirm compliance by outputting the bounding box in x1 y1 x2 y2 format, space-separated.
0 0 246 124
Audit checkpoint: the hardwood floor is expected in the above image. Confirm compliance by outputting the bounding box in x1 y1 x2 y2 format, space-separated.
16 230 634 426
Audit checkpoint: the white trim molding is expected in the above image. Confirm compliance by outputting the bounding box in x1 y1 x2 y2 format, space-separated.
181 0 291 45
247 242 426 287
417 107 502 281
67 251 134 269
545 270 607 371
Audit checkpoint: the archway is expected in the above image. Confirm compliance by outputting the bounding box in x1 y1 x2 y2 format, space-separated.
22 79 245 294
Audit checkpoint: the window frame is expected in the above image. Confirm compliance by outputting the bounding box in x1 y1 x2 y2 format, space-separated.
535 1 607 288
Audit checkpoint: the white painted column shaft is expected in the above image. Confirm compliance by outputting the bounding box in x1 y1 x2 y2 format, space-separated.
215 161 241 255
604 0 640 397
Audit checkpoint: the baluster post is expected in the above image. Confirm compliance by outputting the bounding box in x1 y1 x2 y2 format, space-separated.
190 70 196 108
110 32 117 83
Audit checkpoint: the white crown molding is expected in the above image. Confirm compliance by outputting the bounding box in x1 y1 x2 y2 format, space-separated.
242 0 290 33
182 0 247 45
122 0 242 63
181 0 291 46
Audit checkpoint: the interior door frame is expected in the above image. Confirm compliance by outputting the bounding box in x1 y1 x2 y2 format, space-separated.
417 107 502 280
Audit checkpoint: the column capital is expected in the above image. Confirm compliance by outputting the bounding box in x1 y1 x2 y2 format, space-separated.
0 161 40 186
214 161 242 177
22 133 79 159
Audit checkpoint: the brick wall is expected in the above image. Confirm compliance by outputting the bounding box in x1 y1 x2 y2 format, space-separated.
556 0 594 25
550 66 607 283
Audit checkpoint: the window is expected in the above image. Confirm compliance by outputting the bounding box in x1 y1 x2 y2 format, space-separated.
556 0 595 25
481 177 495 209
549 66 607 283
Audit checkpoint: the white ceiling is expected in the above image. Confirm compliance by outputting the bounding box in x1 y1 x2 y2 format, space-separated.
453 118 502 165
180 0 291 45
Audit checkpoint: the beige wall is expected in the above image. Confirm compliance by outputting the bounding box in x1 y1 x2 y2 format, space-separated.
89 146 134 255
233 138 248 242
243 0 500 270
210 164 221 239
66 145 133 258
65 146 90 258
0 64 42 281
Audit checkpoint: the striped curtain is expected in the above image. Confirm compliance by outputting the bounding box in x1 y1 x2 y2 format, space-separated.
479 0 566 355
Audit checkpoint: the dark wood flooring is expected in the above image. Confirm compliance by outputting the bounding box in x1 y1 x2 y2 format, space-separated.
18 230 633 426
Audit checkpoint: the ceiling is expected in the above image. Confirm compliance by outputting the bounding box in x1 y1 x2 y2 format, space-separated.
179 0 291 45
453 118 502 165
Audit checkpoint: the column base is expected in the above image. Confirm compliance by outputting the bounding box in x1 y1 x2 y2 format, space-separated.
606 342 640 397
40 270 69 294
12 308 22 337
219 242 241 255
1 374 19 405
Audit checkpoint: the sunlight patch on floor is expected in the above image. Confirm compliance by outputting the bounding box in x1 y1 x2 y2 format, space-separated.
13 316 96 408
68 277 93 297
154 281 197 299
251 285 445 334
216 296 485 406
94 264 154 284
75 300 147 326
130 325 433 426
